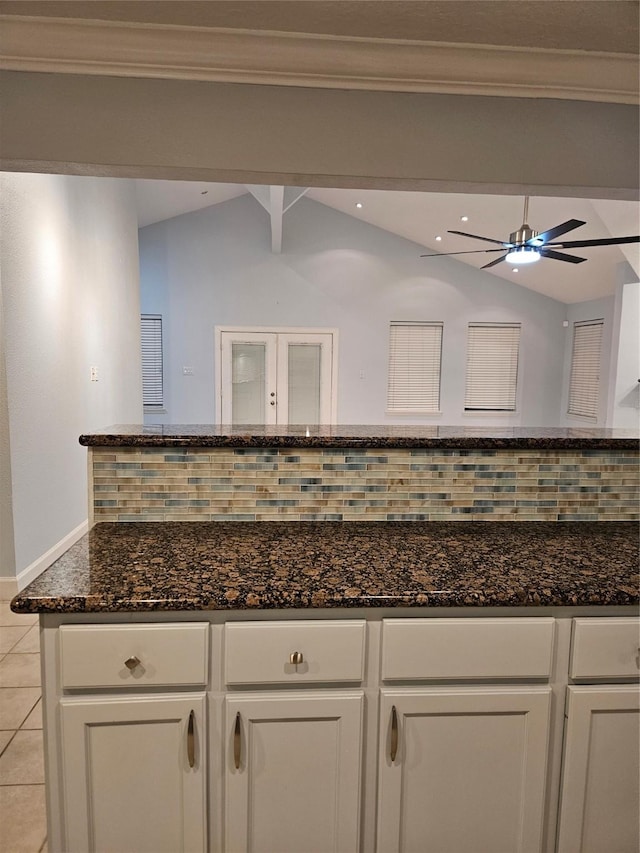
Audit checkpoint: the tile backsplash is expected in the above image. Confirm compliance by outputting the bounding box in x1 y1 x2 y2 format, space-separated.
90 447 639 522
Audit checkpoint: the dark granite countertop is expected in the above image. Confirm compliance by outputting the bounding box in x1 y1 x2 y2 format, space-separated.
11 521 639 613
79 424 640 450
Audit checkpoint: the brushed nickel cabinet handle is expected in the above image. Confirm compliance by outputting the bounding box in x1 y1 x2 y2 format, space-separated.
187 710 195 768
124 656 140 671
234 712 241 770
289 651 304 666
390 705 399 762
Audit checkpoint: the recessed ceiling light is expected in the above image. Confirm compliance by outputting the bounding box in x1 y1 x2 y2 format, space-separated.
435 235 442 241
513 268 519 273
460 215 469 222
355 202 363 209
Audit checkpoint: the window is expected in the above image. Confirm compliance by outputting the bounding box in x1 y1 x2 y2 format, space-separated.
387 322 443 412
141 315 163 408
567 319 603 419
464 322 521 412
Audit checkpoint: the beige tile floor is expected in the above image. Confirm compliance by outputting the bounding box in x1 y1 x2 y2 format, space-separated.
0 590 47 853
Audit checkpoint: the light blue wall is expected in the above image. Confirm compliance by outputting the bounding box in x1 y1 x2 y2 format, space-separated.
139 194 569 426
1 173 143 580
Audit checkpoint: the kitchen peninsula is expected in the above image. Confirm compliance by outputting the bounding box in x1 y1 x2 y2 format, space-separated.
11 425 640 853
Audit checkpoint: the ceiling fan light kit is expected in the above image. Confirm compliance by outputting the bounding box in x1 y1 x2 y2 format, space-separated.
505 248 540 265
420 196 640 270
506 223 543 262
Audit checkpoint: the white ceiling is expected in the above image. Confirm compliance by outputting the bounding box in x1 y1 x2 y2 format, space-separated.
134 179 639 305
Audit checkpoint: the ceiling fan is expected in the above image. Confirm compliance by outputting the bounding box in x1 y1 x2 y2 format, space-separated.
420 197 640 269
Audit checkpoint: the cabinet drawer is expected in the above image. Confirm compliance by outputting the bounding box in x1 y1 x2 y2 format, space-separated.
570 618 640 680
60 623 209 689
382 618 555 680
225 620 366 684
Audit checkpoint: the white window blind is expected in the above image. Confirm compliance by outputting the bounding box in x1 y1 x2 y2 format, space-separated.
387 321 443 412
141 315 163 407
464 322 521 411
567 319 603 419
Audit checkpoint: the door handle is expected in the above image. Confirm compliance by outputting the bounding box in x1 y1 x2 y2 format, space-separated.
234 712 242 770
390 705 399 762
187 710 195 768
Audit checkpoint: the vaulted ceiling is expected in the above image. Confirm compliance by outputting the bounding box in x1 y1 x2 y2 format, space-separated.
134 179 639 305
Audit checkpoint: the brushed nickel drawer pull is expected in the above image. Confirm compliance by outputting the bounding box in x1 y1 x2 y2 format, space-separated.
187 710 195 768
124 656 140 671
390 705 399 762
290 651 304 666
234 712 242 770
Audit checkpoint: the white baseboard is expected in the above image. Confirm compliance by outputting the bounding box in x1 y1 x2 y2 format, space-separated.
17 520 89 592
0 576 18 600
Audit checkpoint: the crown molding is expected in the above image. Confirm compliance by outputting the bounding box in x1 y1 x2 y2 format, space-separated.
0 15 637 104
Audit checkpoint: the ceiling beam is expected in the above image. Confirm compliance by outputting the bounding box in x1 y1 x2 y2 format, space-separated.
283 187 309 213
269 185 284 254
246 185 309 253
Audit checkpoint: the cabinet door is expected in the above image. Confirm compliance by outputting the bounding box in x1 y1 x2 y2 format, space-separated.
557 685 640 853
377 687 551 853
225 691 363 853
61 694 207 853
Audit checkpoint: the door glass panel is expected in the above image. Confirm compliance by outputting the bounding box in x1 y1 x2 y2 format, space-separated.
232 343 265 424
288 344 321 424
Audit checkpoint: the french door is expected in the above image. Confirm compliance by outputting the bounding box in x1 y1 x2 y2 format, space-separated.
218 328 336 425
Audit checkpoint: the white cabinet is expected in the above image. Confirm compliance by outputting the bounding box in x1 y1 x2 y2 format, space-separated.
54 622 210 853
381 617 555 681
223 620 365 853
224 692 363 853
59 622 209 689
377 618 554 853
556 617 640 853
61 694 207 853
377 687 551 853
224 619 366 685
568 617 640 680
556 686 639 853
42 612 640 853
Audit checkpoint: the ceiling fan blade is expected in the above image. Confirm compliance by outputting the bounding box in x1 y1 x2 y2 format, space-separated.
546 235 640 249
530 219 586 245
448 230 508 246
480 255 508 269
540 249 587 264
420 248 507 258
